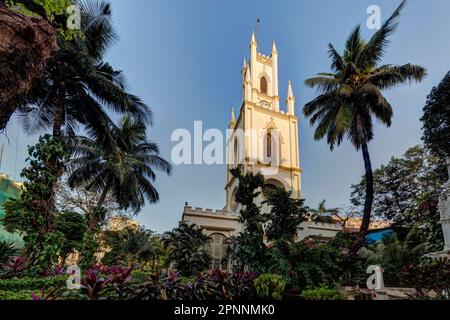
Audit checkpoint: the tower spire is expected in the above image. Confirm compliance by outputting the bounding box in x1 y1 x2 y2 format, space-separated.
229 108 236 128
272 40 277 54
286 80 295 115
250 31 257 46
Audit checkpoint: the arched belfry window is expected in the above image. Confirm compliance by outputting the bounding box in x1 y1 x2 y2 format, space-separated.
266 131 272 158
260 77 268 94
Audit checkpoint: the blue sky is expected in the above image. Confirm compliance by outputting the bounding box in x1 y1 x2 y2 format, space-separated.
1 0 450 232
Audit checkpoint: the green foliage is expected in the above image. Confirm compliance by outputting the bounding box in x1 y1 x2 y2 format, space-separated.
0 276 66 291
68 116 172 214
405 258 450 298
359 232 427 286
78 232 99 271
6 0 78 40
265 234 366 291
228 167 267 272
351 146 445 251
300 285 343 300
20 1 150 140
2 135 69 274
303 0 425 151
254 274 286 300
134 270 258 300
269 240 343 290
163 224 211 276
0 289 34 300
263 187 308 241
421 71 450 162
0 241 18 264
303 0 425 252
54 210 86 259
102 227 164 269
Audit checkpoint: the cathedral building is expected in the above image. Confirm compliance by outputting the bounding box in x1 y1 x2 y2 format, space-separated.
181 33 342 270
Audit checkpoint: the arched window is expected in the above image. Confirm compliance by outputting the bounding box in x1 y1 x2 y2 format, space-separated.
262 179 285 198
233 137 238 165
266 131 272 158
207 234 228 270
260 77 268 94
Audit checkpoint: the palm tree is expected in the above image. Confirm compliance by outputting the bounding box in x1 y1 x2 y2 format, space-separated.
19 0 149 139
359 232 427 286
163 224 211 276
102 227 160 268
68 115 172 218
303 0 426 253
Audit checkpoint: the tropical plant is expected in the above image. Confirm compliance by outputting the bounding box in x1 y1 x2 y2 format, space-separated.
254 274 287 300
405 257 450 298
163 224 211 277
0 241 18 264
102 227 162 268
303 0 426 254
359 232 427 286
68 115 172 216
309 200 339 223
263 187 308 241
18 0 149 139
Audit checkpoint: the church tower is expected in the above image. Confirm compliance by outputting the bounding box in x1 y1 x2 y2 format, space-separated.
225 32 302 212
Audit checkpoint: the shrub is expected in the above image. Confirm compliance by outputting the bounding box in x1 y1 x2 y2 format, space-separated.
405 257 450 298
0 276 66 291
134 270 258 300
254 274 286 300
300 285 344 300
0 290 34 300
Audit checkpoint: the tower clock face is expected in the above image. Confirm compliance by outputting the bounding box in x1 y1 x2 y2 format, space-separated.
259 100 272 109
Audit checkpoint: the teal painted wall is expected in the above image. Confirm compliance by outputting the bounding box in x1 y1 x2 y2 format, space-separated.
0 176 23 245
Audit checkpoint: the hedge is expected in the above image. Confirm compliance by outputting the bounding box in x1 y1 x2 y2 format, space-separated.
0 276 67 291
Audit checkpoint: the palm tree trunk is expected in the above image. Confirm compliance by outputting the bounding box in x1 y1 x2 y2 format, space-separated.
0 2 57 130
97 183 111 208
351 140 374 255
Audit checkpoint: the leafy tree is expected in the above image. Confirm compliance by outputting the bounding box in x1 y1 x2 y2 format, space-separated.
19 0 149 139
163 224 211 276
53 210 86 260
2 135 68 273
303 0 426 253
55 176 134 217
263 187 308 241
68 115 172 216
351 146 444 250
421 71 450 164
228 167 267 272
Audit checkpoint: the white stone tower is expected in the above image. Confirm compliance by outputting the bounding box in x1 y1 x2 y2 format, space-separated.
225 32 302 212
